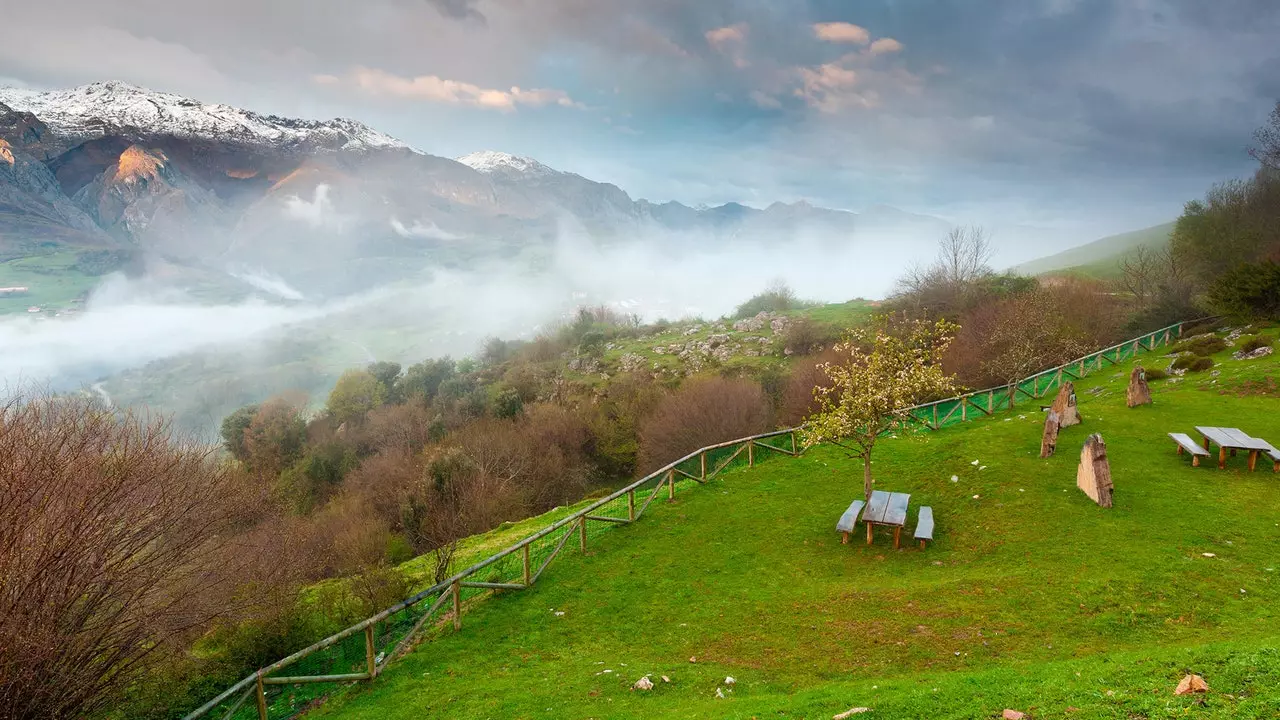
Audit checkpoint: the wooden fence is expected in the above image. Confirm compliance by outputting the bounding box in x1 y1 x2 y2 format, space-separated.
184 317 1210 720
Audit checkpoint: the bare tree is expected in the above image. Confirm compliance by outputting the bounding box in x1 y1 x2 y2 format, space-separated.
0 393 248 719
1118 245 1161 303
893 226 995 315
937 225 995 287
1250 100 1280 170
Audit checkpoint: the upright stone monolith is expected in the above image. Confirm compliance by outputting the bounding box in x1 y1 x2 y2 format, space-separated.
1076 433 1113 508
1040 410 1060 458
1126 366 1152 407
1050 381 1081 427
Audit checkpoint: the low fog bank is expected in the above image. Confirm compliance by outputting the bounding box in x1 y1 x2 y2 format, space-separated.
2 223 950 431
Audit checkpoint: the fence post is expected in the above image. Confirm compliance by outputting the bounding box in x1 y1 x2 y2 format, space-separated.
627 489 635 521
932 404 939 429
365 623 376 679
255 672 267 720
790 431 797 455
748 441 755 466
962 395 967 421
700 450 707 479
522 543 532 585
451 581 461 630
667 469 675 500
988 389 994 412
579 515 587 552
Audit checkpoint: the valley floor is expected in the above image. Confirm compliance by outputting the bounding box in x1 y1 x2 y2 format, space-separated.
308 338 1280 719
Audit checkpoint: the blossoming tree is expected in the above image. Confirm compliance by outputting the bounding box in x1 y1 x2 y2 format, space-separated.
801 317 960 501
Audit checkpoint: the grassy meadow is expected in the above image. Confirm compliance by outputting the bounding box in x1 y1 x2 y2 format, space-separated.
286 325 1280 719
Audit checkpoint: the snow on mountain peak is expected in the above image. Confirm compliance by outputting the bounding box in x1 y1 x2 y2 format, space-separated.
0 81 416 154
456 150 558 178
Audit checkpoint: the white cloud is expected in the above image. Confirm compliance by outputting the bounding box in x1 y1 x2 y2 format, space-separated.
228 266 306 300
869 37 904 55
813 22 870 45
389 217 462 240
282 183 351 230
705 23 750 68
321 66 580 112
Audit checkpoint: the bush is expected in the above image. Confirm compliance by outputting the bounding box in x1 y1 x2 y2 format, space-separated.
781 317 833 356
1189 356 1216 372
734 281 801 319
1181 321 1220 337
1240 335 1274 353
1172 355 1215 372
1144 367 1169 380
0 394 247 719
1175 335 1227 356
638 376 772 472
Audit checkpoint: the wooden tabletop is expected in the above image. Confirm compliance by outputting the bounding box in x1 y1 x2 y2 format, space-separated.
863 490 911 527
1196 426 1271 450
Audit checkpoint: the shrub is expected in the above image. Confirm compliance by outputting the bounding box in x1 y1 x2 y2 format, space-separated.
1181 321 1220 338
1189 356 1216 372
220 403 259 461
0 394 247 719
781 317 833 356
1144 367 1169 380
638 376 772 472
1175 335 1227 356
1240 335 1274 353
734 280 801 319
1172 355 1215 372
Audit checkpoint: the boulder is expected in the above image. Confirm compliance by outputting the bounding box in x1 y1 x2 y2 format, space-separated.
1040 410 1060 458
1175 674 1208 695
1076 434 1114 508
1050 382 1081 426
1126 367 1152 407
632 676 654 691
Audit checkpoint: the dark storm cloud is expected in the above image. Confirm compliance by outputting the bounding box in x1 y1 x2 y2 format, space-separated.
2 0 1278 233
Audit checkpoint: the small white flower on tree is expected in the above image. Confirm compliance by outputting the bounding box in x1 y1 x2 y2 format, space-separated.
801 317 960 501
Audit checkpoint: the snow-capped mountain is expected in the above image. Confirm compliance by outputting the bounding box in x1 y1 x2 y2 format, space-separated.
0 80 956 299
456 150 559 179
0 81 411 154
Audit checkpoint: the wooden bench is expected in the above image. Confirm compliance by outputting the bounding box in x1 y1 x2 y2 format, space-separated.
1259 442 1280 473
836 499 865 544
913 506 934 549
1169 432 1211 467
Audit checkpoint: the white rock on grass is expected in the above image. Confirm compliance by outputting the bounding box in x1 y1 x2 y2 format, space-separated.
633 676 654 691
951 475 959 483
724 676 736 685
833 708 871 719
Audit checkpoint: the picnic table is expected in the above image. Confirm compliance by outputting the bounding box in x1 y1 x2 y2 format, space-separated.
1196 426 1273 470
862 490 911 549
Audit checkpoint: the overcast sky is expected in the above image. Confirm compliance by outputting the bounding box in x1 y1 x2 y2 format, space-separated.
2 0 1277 237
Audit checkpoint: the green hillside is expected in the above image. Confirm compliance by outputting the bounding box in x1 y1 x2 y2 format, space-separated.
1014 222 1175 279
304 325 1280 719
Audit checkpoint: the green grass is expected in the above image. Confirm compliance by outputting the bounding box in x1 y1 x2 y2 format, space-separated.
0 250 98 314
298 327 1280 719
1013 222 1174 279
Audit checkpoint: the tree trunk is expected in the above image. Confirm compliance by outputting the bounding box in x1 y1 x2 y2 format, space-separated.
862 454 873 502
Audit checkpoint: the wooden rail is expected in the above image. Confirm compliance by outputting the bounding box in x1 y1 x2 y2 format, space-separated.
186 316 1218 720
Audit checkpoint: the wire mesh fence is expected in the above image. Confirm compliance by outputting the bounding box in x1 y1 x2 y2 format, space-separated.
187 319 1204 720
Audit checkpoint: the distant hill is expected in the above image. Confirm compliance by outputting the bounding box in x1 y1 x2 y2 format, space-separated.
1012 222 1174 278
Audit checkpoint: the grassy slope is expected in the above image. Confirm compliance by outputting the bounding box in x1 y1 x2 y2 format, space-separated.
308 326 1280 719
0 250 97 313
1013 222 1174 279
